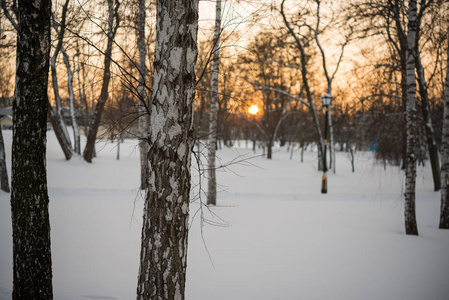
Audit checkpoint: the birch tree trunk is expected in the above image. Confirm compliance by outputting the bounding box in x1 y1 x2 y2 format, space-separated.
62 47 81 154
404 0 419 235
11 0 53 297
416 54 441 191
47 104 73 159
439 25 449 229
83 0 120 163
137 0 148 190
45 0 73 160
207 0 222 206
136 0 199 298
0 127 9 193
50 0 72 153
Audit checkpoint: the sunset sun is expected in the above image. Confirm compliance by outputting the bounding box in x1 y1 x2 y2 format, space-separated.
248 105 259 115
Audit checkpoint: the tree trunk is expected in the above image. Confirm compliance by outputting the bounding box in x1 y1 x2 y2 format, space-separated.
416 54 441 191
50 0 72 155
116 129 121 160
439 25 449 229
50 54 73 154
136 0 199 298
207 0 222 206
11 0 53 297
267 138 273 159
280 1 324 170
404 0 419 235
137 0 149 190
0 127 9 193
47 103 73 160
83 0 120 163
62 47 81 155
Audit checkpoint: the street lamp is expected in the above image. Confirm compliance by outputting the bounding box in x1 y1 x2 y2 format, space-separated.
321 93 331 194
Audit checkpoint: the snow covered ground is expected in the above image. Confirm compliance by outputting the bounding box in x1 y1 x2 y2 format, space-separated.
0 130 448 300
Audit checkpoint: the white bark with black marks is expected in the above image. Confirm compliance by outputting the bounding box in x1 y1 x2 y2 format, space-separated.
61 46 81 154
207 0 221 206
137 0 149 190
137 0 199 298
404 0 419 235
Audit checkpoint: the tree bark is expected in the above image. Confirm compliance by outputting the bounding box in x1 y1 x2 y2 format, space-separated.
11 0 53 297
50 0 72 154
62 47 81 154
404 0 419 235
47 102 73 160
416 54 440 191
136 0 199 298
83 0 120 162
439 25 449 229
0 127 9 193
207 0 221 205
137 0 149 190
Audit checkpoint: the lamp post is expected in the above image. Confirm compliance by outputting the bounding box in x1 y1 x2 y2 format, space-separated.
321 93 331 194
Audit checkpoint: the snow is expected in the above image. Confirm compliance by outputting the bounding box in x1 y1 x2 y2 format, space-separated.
1 131 449 300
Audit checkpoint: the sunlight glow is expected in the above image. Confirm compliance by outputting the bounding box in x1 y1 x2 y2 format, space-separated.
248 105 259 115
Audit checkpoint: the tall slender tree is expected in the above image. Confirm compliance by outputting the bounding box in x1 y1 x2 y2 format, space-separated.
136 0 199 298
280 0 325 169
404 0 419 235
137 0 149 190
439 25 449 229
83 0 120 163
50 0 73 155
11 0 53 297
207 0 222 206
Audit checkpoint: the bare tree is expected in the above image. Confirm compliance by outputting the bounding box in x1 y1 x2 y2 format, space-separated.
83 0 121 163
11 0 53 297
136 0 199 298
345 0 442 190
207 0 222 206
313 0 351 173
241 32 304 160
137 0 149 189
404 0 419 235
280 0 325 168
50 0 73 156
440 25 449 229
61 46 81 154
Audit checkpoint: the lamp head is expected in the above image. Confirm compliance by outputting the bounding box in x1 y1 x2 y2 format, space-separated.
321 93 332 106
